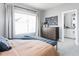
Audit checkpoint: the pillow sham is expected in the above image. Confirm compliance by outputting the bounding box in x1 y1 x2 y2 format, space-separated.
0 42 12 52
0 36 12 52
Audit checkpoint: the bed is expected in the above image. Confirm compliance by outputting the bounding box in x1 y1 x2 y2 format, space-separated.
0 40 59 56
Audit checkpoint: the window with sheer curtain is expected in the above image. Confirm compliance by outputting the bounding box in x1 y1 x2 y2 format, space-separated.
14 7 37 37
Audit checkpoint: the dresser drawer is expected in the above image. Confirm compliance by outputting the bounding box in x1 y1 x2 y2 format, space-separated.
47 27 55 32
47 34 56 40
41 27 59 40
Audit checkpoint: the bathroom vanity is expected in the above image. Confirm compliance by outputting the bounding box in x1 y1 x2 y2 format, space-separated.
64 29 75 39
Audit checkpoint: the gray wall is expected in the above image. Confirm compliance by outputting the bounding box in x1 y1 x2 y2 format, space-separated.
0 3 4 36
44 3 79 39
38 10 45 36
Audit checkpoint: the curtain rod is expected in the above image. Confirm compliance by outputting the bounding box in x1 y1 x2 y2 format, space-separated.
14 5 37 12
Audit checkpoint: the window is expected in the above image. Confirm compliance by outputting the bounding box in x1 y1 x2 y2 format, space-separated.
14 8 37 36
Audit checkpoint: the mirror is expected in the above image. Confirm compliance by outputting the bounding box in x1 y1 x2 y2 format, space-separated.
64 11 76 29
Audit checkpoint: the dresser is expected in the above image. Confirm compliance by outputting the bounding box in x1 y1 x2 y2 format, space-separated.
41 27 59 41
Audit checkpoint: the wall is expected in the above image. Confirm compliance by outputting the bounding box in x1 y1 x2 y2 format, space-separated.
38 10 45 36
0 3 4 36
44 3 79 39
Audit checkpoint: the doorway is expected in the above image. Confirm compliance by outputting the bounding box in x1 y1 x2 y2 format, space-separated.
62 9 78 45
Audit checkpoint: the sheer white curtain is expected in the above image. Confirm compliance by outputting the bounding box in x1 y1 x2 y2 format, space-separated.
4 3 14 39
14 6 40 38
36 12 41 37
4 4 41 39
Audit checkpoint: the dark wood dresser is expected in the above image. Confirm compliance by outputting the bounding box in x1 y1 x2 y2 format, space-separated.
41 27 59 41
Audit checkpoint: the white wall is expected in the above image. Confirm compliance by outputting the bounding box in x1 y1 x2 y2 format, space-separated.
38 10 45 36
44 3 79 39
0 3 4 36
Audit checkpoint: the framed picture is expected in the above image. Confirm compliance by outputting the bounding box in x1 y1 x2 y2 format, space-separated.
45 16 58 26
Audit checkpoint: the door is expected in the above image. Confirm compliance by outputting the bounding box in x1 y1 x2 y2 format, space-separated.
62 9 79 45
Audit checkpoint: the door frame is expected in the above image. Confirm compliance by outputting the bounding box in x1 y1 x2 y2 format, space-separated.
62 9 78 45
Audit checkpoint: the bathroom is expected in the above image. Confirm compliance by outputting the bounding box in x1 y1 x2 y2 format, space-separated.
64 10 76 40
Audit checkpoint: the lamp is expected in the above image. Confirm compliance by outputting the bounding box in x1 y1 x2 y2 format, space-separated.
43 20 48 27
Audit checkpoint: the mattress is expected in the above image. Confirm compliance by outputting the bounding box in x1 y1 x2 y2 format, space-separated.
0 40 59 56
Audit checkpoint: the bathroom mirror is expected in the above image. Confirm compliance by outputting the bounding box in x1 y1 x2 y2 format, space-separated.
64 12 76 29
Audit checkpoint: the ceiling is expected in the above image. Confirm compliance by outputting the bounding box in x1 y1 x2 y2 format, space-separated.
24 3 63 10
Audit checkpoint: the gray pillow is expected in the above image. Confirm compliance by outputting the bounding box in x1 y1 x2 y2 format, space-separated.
0 36 12 52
